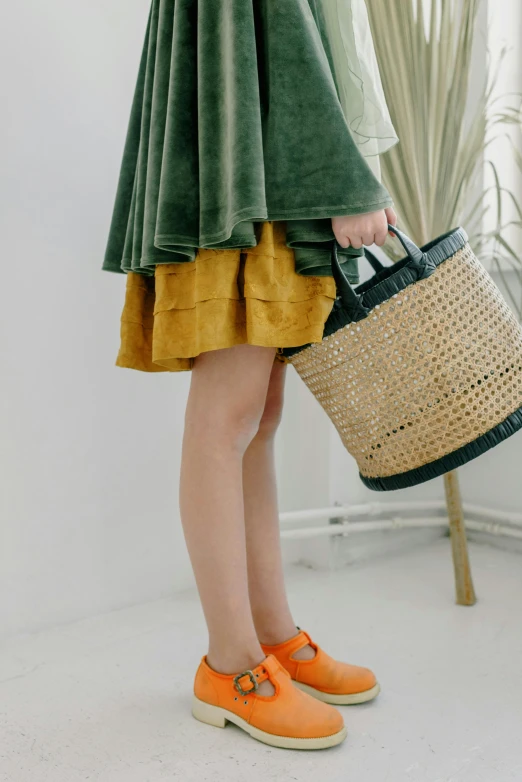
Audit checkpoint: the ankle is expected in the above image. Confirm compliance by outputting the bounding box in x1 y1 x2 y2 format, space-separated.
206 644 266 676
254 619 300 647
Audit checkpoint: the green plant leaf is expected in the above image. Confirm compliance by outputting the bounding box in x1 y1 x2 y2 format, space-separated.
366 0 522 318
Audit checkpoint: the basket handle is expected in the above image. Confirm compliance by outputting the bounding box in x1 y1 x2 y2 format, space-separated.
387 224 425 263
331 224 431 322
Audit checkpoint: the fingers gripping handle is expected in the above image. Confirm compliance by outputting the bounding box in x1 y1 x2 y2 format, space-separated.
331 225 430 323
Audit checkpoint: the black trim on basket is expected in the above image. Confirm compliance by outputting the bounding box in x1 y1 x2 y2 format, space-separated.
360 405 522 492
282 227 469 359
356 227 467 310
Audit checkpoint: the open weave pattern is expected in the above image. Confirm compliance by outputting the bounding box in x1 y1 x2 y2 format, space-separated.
290 244 522 479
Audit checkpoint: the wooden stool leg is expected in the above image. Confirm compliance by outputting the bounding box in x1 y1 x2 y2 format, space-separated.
443 470 477 606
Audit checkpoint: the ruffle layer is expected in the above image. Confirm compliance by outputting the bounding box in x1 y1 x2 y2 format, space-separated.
321 0 399 158
116 222 337 372
104 0 392 279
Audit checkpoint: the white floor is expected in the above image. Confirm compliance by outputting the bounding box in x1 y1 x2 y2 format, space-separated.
1 539 522 782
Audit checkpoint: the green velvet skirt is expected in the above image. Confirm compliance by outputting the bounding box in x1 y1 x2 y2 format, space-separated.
103 0 392 281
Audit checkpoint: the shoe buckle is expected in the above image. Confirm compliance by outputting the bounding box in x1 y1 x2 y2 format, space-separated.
233 670 259 696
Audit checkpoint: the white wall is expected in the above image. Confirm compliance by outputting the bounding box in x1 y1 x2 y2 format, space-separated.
485 0 522 265
0 0 195 639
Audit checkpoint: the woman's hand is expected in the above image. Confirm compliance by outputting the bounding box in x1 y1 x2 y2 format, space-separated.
332 207 397 249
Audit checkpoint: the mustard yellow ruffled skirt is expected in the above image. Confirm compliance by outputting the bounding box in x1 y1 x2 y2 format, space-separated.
116 222 336 372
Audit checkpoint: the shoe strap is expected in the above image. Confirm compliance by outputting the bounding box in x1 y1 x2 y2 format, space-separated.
281 629 317 659
234 661 270 694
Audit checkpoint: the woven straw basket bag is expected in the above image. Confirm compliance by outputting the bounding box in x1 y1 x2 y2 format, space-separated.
283 226 522 491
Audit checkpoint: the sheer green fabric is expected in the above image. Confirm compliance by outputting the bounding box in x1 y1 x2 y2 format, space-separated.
103 0 393 279
321 0 399 181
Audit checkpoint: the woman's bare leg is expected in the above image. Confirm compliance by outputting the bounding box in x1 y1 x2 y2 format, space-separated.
179 344 277 676
243 360 315 659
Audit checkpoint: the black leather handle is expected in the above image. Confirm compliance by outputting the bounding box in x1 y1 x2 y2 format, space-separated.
386 224 425 263
331 224 434 323
364 225 424 272
331 242 370 322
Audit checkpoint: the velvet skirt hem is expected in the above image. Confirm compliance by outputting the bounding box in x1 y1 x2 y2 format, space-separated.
103 0 392 278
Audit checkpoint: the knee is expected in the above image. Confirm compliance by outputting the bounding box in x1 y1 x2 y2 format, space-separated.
256 383 285 442
226 406 266 452
186 396 265 453
185 353 286 450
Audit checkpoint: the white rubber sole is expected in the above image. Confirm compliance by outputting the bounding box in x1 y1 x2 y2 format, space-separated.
192 696 347 750
293 680 381 705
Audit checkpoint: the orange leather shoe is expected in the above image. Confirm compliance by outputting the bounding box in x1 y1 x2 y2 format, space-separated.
261 629 380 705
192 653 347 750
